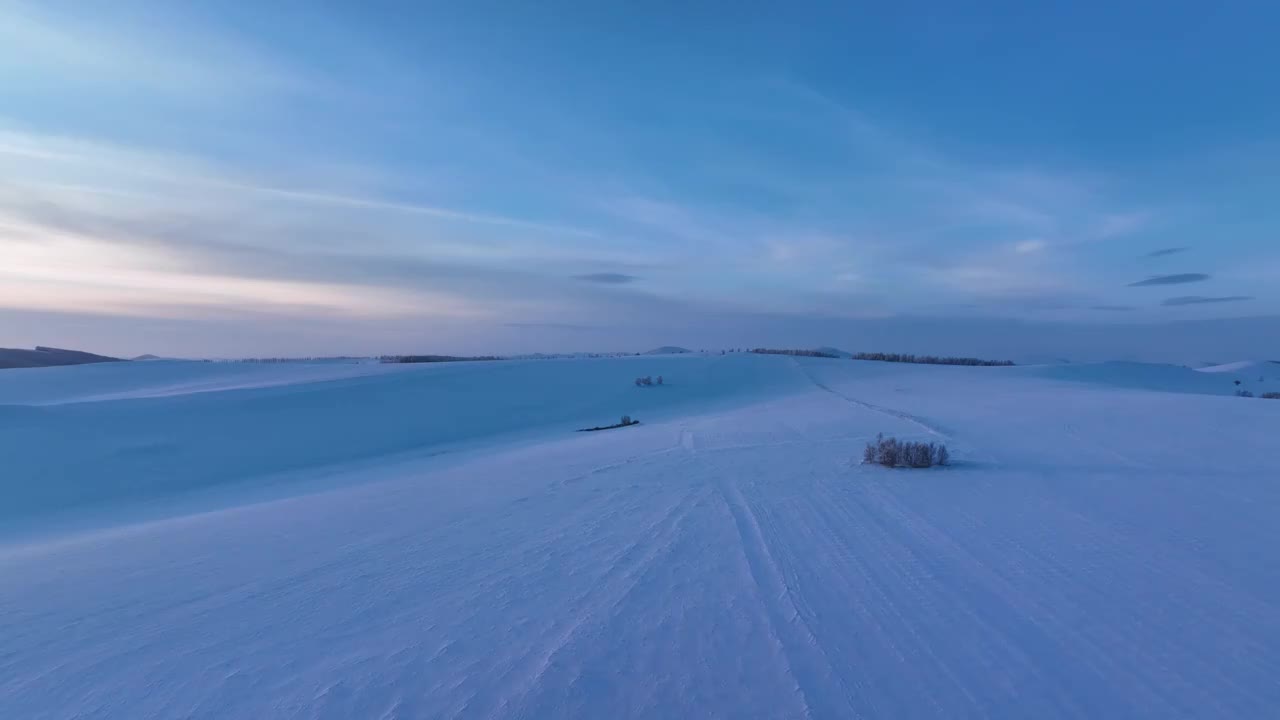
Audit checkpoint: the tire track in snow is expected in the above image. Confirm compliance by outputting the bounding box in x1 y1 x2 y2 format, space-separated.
792 360 1012 468
715 474 854 719
836 482 1096 716
555 445 683 488
474 484 707 719
746 483 880 716
791 360 951 441
802 482 998 716
854 480 1263 717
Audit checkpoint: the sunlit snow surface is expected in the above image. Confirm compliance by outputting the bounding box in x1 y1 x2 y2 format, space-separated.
2 355 1278 718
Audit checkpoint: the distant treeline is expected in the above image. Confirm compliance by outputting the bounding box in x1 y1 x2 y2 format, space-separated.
235 356 369 363
380 355 501 364
750 348 840 358
852 352 1014 367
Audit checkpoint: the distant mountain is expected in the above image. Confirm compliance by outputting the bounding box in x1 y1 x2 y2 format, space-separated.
814 347 852 359
0 346 122 370
132 354 165 361
644 346 691 355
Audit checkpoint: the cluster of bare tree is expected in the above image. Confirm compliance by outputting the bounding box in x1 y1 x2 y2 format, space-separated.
236 356 365 363
380 355 500 364
634 375 664 386
749 348 839 358
852 352 1014 367
863 434 950 468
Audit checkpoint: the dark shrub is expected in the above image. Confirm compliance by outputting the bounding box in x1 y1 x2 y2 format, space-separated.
864 433 949 469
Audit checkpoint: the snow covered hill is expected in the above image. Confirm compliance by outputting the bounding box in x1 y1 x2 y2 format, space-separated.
0 345 121 370
2 355 1278 718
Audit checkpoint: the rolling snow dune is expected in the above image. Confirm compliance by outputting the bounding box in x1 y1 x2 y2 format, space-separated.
0 358 402 406
1012 359 1280 396
2 355 1279 718
0 355 806 529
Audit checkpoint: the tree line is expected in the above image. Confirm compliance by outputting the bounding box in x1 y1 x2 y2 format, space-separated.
380 355 501 364
750 348 840 358
852 352 1014 367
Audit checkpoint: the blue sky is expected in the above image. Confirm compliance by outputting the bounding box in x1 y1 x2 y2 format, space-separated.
2 0 1278 359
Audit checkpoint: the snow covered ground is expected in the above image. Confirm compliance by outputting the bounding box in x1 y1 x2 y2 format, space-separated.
2 354 1278 718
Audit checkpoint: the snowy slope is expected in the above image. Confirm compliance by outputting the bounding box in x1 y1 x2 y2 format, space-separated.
1015 359 1280 397
2 355 1279 718
0 345 121 370
0 355 807 530
0 359 403 406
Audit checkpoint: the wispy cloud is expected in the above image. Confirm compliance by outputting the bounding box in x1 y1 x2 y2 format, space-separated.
0 1 313 101
1143 246 1188 258
572 272 639 285
1091 304 1137 311
0 130 595 239
1128 273 1210 287
1094 211 1152 240
213 182 598 238
1162 295 1254 306
0 129 630 324
503 322 600 331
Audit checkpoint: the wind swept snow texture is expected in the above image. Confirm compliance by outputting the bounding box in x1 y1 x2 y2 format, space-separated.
2 354 1280 718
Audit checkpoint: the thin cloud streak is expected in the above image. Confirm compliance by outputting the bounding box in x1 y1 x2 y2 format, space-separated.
504 322 601 331
1144 247 1188 258
1128 273 1210 287
1162 295 1254 306
211 181 599 238
572 273 638 284
0 129 598 239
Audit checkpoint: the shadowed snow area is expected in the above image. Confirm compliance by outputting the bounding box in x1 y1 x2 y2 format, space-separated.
1012 359 1280 396
0 355 803 529
2 355 1279 718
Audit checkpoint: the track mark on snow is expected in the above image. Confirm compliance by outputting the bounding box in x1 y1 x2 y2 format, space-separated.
680 429 696 453
717 477 855 719
792 360 951 440
558 446 682 487
477 486 706 719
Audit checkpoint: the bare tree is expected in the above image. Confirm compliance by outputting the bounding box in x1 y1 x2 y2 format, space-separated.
863 434 949 468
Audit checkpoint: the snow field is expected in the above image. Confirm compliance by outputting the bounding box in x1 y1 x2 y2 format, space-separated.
1 354 1278 718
